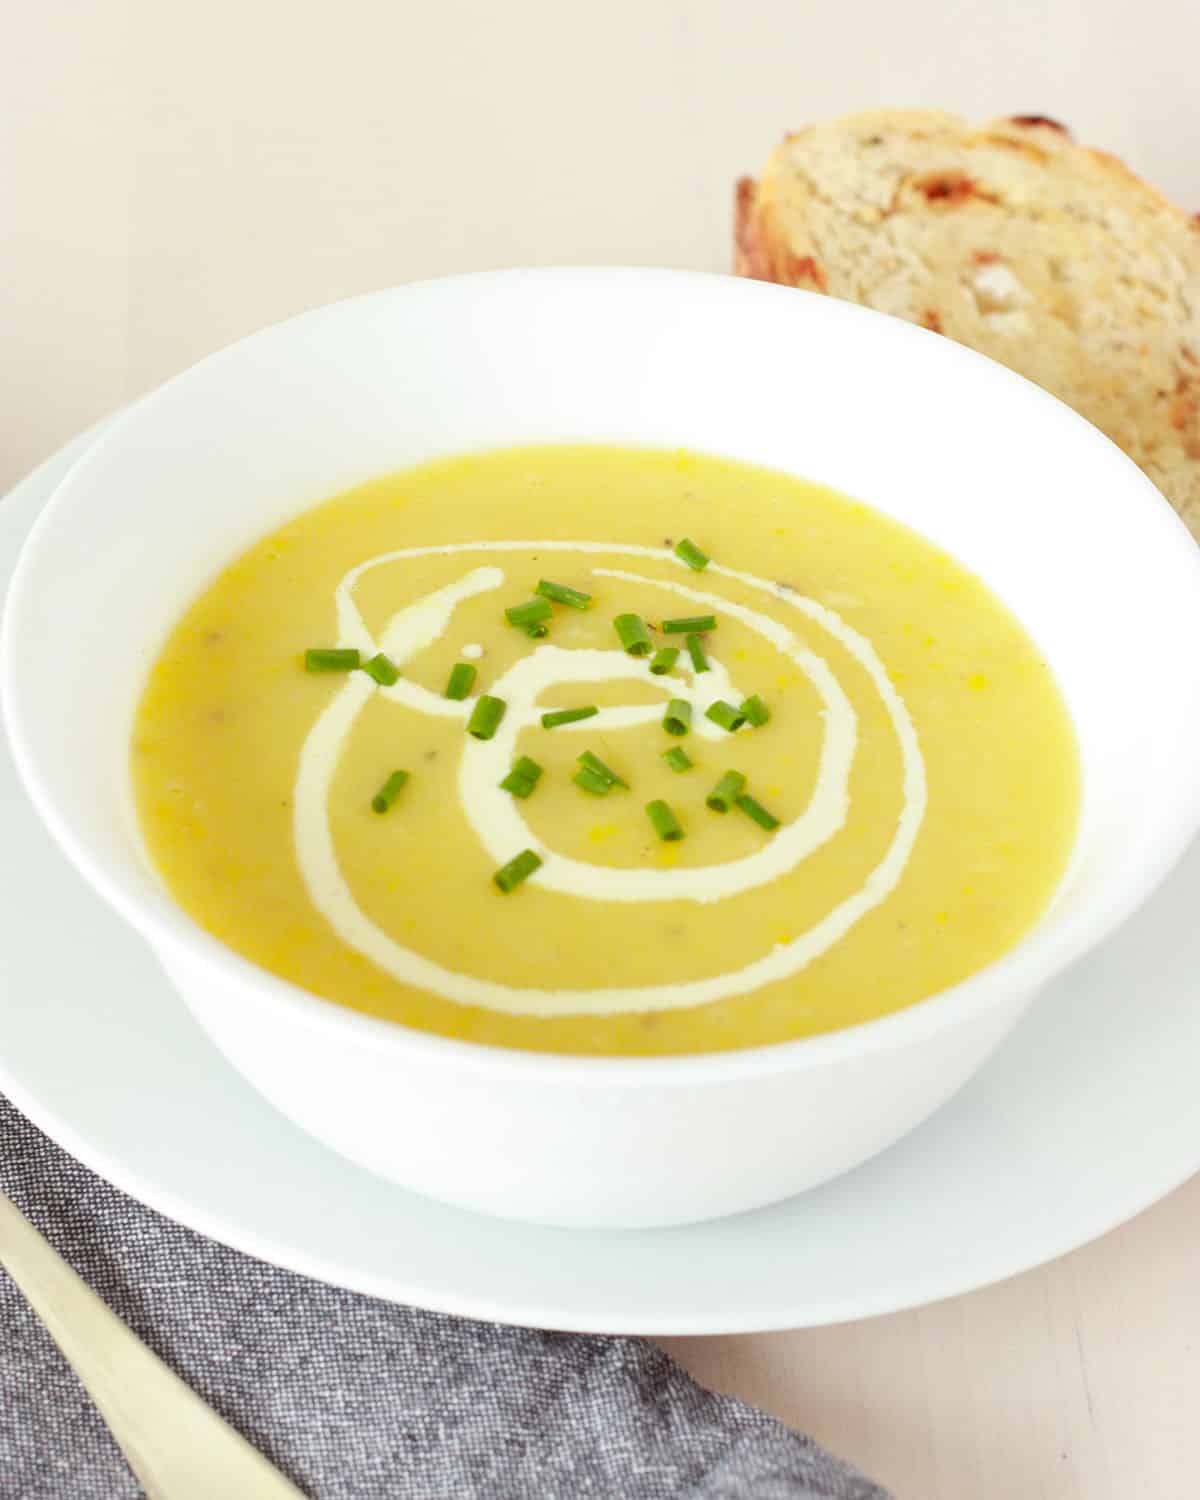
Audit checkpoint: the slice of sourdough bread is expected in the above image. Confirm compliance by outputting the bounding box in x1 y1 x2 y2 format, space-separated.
735 110 1200 540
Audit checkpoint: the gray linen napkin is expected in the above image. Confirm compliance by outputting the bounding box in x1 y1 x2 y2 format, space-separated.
0 1094 890 1500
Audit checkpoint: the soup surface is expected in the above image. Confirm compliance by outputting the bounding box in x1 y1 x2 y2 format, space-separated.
133 445 1079 1055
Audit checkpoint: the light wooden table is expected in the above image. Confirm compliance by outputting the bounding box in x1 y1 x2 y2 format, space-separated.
5 4 1198 1495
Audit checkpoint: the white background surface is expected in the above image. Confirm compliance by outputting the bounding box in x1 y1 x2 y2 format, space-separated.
4 3 1199 1496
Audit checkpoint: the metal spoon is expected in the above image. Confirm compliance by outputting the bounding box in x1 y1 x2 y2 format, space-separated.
0 1188 307 1498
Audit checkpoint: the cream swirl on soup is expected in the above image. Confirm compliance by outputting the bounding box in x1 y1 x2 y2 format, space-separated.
292 540 926 1017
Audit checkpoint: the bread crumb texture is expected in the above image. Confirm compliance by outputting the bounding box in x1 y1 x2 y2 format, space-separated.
736 111 1200 540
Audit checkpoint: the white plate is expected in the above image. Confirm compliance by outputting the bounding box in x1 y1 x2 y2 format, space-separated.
3 427 1199 1335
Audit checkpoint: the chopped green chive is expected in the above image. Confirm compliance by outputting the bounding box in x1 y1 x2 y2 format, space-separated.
674 537 710 571
578 751 627 788
506 598 553 630
493 849 542 892
536 579 592 610
646 800 684 841
705 700 746 733
736 793 780 831
649 647 679 676
706 769 747 812
522 622 549 639
499 756 543 798
361 652 400 686
305 648 360 672
662 746 693 773
614 613 653 656
467 695 507 740
573 766 614 796
662 615 716 635
444 662 477 700
685 633 709 673
663 699 692 736
371 770 409 814
542 705 598 729
740 694 771 727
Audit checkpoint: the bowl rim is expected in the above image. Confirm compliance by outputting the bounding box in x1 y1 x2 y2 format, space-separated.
6 265 1200 1086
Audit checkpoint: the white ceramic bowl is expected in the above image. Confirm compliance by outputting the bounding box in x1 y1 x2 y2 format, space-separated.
6 269 1200 1229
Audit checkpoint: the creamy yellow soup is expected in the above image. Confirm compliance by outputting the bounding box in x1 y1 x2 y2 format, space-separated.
133 445 1079 1056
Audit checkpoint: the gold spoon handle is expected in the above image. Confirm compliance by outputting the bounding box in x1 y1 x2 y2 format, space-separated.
0 1189 308 1499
